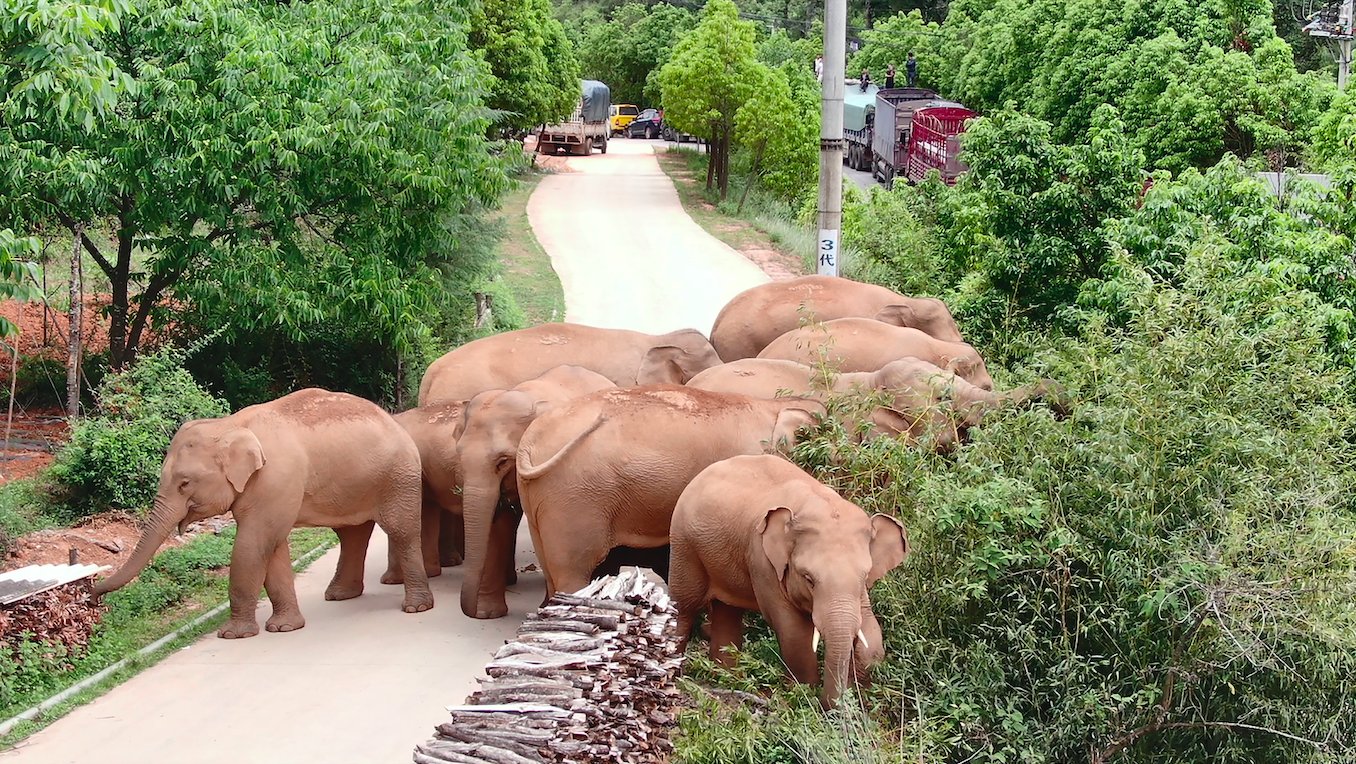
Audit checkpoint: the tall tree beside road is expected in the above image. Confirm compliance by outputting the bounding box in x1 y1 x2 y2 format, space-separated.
0 0 508 370
578 2 696 107
471 0 581 135
658 0 763 198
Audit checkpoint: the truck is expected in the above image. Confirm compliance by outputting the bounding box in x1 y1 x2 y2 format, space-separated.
842 83 878 172
870 87 976 188
538 80 611 156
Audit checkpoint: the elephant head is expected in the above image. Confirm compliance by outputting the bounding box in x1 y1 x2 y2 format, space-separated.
457 388 540 619
636 329 723 385
872 299 964 343
94 421 264 595
759 504 908 708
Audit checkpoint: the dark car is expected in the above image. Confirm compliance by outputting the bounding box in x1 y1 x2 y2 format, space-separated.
624 109 663 138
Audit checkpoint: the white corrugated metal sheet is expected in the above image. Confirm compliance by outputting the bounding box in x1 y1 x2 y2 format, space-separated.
0 564 109 606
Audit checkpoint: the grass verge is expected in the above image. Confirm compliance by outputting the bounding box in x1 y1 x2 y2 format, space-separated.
494 170 565 325
0 525 336 746
654 149 810 278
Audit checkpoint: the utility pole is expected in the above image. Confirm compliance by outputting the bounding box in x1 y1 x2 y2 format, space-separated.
816 0 846 276
1305 0 1353 90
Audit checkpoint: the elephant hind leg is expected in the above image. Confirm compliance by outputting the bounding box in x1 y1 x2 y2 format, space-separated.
264 538 305 633
381 496 446 584
375 481 434 613
438 507 465 567
326 521 375 601
668 537 708 652
532 508 611 600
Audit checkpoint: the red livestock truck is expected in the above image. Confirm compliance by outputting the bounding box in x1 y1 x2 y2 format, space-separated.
869 88 976 188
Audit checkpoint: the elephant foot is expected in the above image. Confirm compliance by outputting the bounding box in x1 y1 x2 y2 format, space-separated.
426 565 443 578
465 599 509 619
324 581 364 601
218 619 260 639
402 591 435 613
439 551 464 567
379 569 403 585
266 611 306 633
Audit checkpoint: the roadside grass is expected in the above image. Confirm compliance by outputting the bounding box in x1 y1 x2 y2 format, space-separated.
494 171 564 326
654 149 811 275
0 480 55 553
0 525 336 745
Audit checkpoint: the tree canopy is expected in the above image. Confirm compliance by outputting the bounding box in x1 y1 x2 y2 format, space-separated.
471 0 581 134
577 2 696 107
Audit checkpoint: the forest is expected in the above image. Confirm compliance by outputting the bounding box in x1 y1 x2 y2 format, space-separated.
3 0 1356 759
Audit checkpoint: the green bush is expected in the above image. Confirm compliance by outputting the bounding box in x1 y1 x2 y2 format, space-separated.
46 346 228 520
0 480 54 555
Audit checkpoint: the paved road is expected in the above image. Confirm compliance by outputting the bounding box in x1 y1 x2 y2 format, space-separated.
845 164 878 194
528 138 769 335
7 137 770 764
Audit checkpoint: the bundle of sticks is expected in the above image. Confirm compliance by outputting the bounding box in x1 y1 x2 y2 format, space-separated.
0 582 102 651
414 568 685 764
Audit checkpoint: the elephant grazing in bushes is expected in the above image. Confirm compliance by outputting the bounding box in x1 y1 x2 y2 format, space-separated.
93 389 432 639
688 357 1069 447
514 386 823 607
709 275 964 361
758 317 996 391
457 365 615 619
670 454 908 708
418 323 722 405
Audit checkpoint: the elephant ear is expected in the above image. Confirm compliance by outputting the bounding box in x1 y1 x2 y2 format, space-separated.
219 429 265 493
636 346 686 385
757 506 794 582
872 304 916 328
768 407 819 450
867 514 908 586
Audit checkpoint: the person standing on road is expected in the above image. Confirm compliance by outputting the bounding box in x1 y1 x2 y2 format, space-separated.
884 64 896 89
906 52 918 87
815 56 824 81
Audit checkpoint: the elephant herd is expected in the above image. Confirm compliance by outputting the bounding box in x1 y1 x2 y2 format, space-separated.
93 275 1068 706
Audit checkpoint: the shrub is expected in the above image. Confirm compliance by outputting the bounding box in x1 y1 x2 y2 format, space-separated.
47 346 228 520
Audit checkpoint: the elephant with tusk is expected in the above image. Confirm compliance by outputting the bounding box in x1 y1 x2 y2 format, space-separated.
92 388 432 639
669 454 909 708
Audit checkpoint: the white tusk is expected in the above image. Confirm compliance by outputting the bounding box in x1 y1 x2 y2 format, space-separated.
857 629 869 649
812 628 820 653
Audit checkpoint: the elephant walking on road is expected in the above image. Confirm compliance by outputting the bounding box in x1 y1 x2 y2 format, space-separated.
515 386 823 604
457 365 616 619
670 454 908 708
94 389 432 639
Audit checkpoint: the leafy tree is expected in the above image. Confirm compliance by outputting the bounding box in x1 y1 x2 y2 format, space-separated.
733 62 819 206
1310 87 1356 168
471 0 581 134
659 0 762 198
0 0 509 371
847 10 942 88
579 2 695 107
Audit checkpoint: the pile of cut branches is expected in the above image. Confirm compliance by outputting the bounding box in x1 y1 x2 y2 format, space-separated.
0 582 103 651
414 568 685 764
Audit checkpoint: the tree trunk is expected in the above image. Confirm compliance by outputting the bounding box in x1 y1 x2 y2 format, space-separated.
106 227 134 370
718 131 732 200
66 226 83 418
738 145 765 213
705 132 716 191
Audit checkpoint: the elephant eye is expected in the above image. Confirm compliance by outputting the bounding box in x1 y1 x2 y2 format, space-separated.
496 455 513 470
178 478 190 491
802 572 815 586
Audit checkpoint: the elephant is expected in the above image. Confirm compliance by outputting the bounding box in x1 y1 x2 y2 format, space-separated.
515 385 824 606
688 357 1068 447
93 389 432 639
669 454 908 708
709 275 963 361
386 400 469 583
757 317 996 391
457 365 616 619
418 323 722 405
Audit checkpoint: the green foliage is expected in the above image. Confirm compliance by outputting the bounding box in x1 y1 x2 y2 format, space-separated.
47 345 228 519
2 0 510 369
0 231 46 338
577 2 696 107
1310 88 1356 169
0 480 53 556
733 64 818 204
471 0 581 134
848 10 942 88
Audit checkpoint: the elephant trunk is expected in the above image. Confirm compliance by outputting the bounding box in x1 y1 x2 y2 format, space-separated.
815 595 866 709
93 496 183 595
459 479 506 619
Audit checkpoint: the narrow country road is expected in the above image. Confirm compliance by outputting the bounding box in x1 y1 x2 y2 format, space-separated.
6 138 768 764
529 138 769 334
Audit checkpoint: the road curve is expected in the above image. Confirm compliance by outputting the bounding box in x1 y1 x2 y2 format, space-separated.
528 138 769 335
5 137 765 764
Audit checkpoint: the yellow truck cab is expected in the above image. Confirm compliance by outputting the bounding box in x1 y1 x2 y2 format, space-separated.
609 104 639 135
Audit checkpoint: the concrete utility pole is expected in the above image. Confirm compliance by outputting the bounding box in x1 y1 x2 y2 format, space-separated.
816 0 846 276
1305 0 1353 91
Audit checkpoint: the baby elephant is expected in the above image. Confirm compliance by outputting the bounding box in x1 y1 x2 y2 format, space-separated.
670 454 908 708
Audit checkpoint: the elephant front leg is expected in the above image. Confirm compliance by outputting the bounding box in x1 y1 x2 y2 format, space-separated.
219 532 273 639
438 507 465 567
762 604 820 687
326 521 374 601
706 601 746 667
264 538 306 633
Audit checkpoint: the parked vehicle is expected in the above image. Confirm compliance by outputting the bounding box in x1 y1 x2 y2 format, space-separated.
609 104 639 135
662 123 698 143
624 109 663 138
870 87 976 187
539 80 610 156
843 83 878 172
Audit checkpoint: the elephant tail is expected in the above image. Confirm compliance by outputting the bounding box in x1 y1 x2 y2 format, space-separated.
517 414 609 481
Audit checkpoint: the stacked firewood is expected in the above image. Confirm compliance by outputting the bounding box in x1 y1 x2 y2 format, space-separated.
414 568 685 764
0 582 102 649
